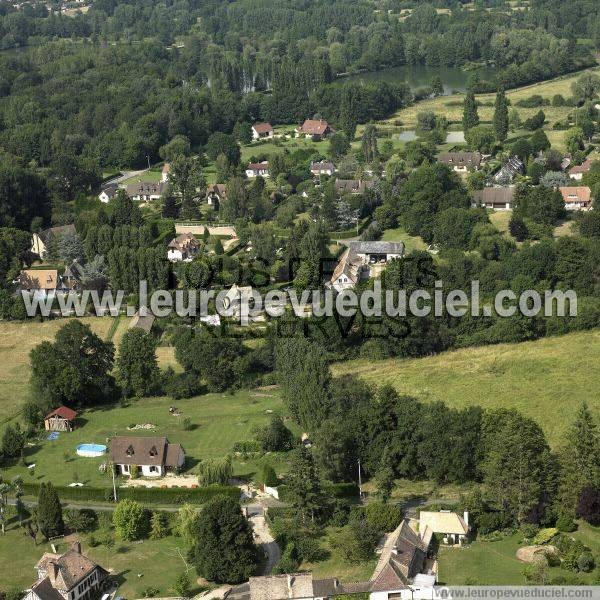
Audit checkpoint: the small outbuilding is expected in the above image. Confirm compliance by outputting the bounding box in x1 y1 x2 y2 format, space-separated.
44 406 78 432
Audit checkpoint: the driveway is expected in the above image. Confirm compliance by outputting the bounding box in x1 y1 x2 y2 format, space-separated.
248 510 280 575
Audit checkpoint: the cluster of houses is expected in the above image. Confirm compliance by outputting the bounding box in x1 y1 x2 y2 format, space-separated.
22 507 468 600
437 150 595 212
226 511 470 600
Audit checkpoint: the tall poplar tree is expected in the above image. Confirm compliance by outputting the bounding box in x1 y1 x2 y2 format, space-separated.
462 90 479 131
493 88 509 141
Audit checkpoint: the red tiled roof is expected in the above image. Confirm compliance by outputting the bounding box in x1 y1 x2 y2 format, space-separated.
45 406 78 421
252 122 273 134
559 186 592 204
569 158 593 175
299 119 330 135
247 161 269 171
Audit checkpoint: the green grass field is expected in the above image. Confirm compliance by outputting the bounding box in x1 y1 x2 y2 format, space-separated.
381 226 427 252
0 519 203 597
439 521 600 585
0 318 116 424
333 329 600 447
1 388 286 487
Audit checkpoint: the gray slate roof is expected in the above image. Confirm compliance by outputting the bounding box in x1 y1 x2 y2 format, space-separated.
348 241 405 255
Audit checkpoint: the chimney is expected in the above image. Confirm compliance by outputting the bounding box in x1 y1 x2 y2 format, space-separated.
463 511 469 528
72 541 82 554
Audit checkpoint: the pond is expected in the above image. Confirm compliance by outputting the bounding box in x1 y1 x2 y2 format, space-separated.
341 65 498 95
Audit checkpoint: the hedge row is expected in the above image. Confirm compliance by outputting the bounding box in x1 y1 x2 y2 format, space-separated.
22 482 240 504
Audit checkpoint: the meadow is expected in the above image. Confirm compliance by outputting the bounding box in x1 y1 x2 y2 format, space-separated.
0 518 203 598
438 521 600 585
333 329 600 448
1 387 286 488
0 317 118 424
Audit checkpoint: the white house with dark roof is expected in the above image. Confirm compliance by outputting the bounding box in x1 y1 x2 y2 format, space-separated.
246 161 270 178
98 183 118 203
311 160 335 177
23 542 108 600
110 436 185 477
472 187 515 210
437 151 483 173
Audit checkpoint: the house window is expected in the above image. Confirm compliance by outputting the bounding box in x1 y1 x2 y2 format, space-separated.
149 466 158 473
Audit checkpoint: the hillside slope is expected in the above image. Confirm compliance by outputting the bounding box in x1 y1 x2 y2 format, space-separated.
332 329 600 447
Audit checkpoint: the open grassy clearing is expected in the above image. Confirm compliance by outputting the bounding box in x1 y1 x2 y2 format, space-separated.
381 226 427 252
438 521 600 585
383 66 600 132
0 318 115 424
121 168 164 185
0 522 202 598
332 329 600 448
0 387 287 487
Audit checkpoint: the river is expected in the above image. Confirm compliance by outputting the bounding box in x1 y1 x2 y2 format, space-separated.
340 65 498 95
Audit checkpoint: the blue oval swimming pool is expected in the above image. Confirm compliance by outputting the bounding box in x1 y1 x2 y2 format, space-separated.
76 443 107 457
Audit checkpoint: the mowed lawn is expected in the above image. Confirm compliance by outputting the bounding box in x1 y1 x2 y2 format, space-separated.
439 521 600 585
0 522 202 597
333 329 600 447
2 389 285 487
0 318 117 423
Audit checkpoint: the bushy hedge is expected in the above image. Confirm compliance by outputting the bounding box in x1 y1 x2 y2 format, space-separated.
21 482 239 504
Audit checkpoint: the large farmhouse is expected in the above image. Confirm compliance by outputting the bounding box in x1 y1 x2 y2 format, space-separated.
110 436 185 477
125 182 165 201
24 542 108 600
472 187 515 210
437 151 483 173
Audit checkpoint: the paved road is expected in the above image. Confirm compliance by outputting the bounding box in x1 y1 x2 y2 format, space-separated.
104 168 149 186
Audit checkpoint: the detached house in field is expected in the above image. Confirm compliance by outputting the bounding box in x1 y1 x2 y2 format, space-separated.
311 160 336 177
297 119 333 140
125 181 165 202
167 232 201 262
44 406 78 432
437 151 482 173
472 186 515 210
251 122 274 140
110 436 185 477
560 186 592 210
24 542 108 600
246 161 270 178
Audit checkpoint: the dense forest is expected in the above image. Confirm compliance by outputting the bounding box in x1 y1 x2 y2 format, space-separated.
0 0 598 176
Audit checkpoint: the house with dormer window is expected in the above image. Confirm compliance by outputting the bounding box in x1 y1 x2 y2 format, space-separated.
23 542 108 600
109 436 185 477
